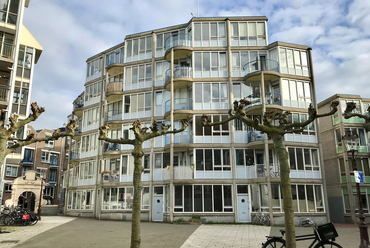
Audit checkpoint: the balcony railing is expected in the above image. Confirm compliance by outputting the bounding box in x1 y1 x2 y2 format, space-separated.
0 85 9 102
165 66 193 82
106 110 122 121
73 100 84 110
105 142 121 152
165 34 192 51
165 98 193 113
0 42 14 59
243 59 279 76
106 55 124 67
107 81 123 93
50 158 60 167
165 131 193 146
70 150 80 160
245 92 282 108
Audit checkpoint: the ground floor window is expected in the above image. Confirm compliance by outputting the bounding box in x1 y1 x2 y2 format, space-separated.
67 190 94 210
174 184 233 213
102 187 149 210
343 187 369 214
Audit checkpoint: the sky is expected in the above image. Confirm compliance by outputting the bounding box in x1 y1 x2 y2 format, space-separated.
22 0 370 130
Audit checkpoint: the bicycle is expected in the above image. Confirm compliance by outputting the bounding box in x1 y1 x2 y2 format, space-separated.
261 219 342 248
253 212 271 226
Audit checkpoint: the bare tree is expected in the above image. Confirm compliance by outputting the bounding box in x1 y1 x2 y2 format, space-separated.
202 99 338 248
344 102 370 131
99 118 189 248
0 102 78 172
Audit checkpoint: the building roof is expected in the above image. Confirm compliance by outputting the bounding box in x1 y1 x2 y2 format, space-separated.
19 24 43 64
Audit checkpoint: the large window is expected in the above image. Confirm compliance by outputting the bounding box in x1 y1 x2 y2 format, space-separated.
124 64 152 90
85 81 102 103
193 22 226 47
288 147 320 172
86 58 103 77
102 187 149 210
230 21 266 46
174 185 232 212
67 190 94 210
107 100 122 121
194 83 228 110
83 107 100 127
343 187 370 214
6 165 18 177
194 52 227 78
281 79 311 108
79 161 96 180
154 90 170 116
195 149 231 171
106 47 124 66
125 36 152 62
195 115 229 137
123 92 151 119
279 48 309 76
81 133 98 153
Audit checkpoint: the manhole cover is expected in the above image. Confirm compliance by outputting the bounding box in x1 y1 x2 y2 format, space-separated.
0 240 19 244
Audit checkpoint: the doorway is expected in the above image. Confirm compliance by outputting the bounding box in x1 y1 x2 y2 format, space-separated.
18 191 36 211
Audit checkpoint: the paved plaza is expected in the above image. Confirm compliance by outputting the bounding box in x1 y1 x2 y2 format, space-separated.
0 216 364 248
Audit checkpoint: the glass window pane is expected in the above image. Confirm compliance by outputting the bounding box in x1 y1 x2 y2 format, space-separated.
213 185 222 212
184 185 192 212
194 185 203 212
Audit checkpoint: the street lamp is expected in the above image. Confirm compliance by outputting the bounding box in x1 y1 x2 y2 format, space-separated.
342 130 370 248
36 169 46 221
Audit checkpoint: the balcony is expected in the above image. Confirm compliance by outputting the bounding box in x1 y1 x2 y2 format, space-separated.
245 92 282 110
164 98 193 120
49 158 60 167
164 66 193 90
106 81 123 102
73 99 84 117
70 150 80 160
164 34 192 61
106 57 124 75
106 110 122 122
0 85 9 107
243 59 280 82
0 42 15 61
236 163 280 179
165 131 193 151
164 166 194 180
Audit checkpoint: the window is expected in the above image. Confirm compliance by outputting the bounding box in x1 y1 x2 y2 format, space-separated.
67 190 95 210
154 90 170 116
143 154 150 174
102 187 149 210
22 148 34 163
41 151 50 163
21 166 31 176
36 168 47 178
194 83 228 110
194 52 227 77
123 92 151 118
83 107 100 127
126 36 152 62
195 115 229 137
44 133 54 148
79 161 97 179
281 79 311 108
174 185 232 212
155 61 171 86
4 184 12 192
49 169 57 182
6 165 17 177
86 58 103 77
107 100 122 121
121 155 134 175
193 22 226 47
230 21 266 46
279 48 309 76
85 81 102 102
288 147 320 172
153 152 170 169
81 133 98 153
124 64 152 90
195 149 231 171
106 47 124 66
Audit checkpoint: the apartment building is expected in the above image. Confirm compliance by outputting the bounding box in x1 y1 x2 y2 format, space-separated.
318 94 370 224
0 0 43 206
65 16 327 225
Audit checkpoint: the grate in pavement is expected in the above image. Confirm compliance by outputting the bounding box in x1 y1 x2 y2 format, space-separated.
0 240 19 244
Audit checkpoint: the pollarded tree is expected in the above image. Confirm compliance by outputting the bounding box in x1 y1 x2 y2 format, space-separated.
344 102 370 131
202 99 339 248
98 118 189 248
0 102 78 171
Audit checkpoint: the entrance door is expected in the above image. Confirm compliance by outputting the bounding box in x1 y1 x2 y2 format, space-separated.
153 196 163 222
237 195 250 222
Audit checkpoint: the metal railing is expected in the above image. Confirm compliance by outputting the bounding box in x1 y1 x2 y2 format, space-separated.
165 131 193 146
0 85 9 101
73 99 84 110
245 92 282 108
70 150 80 160
165 98 193 113
165 66 193 82
107 81 123 93
0 42 15 59
243 59 279 75
106 110 122 121
165 34 192 51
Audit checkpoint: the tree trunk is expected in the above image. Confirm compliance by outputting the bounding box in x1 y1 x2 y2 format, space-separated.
273 135 296 248
130 144 144 248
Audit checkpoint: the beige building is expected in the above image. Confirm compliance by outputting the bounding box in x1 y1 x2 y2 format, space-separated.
66 16 328 225
0 0 43 206
318 94 370 223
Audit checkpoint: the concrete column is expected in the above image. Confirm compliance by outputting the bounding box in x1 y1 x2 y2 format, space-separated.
169 49 174 222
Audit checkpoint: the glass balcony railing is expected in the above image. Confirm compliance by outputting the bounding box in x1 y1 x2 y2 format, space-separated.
73 99 84 110
243 59 279 76
105 142 121 152
165 66 193 82
107 81 123 93
106 55 124 67
106 110 122 121
165 34 192 51
245 92 282 108
165 131 193 146
0 85 9 102
165 98 193 113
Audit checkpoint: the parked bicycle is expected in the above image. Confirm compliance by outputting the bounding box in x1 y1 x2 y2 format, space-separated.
261 219 342 248
253 212 271 226
0 206 38 226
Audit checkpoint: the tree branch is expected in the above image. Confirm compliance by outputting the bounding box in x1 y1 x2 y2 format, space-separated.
98 124 135 145
8 102 45 134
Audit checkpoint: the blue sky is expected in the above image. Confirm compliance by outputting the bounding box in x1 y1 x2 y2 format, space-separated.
23 0 370 129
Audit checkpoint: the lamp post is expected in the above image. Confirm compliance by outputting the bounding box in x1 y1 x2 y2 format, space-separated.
36 169 46 221
342 130 370 248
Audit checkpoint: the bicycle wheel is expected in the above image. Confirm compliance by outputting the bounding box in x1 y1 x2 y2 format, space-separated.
3 215 15 226
314 241 343 248
262 238 286 248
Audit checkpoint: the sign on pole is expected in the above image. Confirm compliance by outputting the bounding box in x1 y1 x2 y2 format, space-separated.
354 171 364 183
